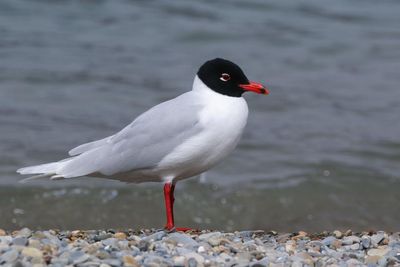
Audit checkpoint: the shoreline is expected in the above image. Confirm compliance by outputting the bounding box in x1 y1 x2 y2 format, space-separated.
0 228 399 266
1 184 400 232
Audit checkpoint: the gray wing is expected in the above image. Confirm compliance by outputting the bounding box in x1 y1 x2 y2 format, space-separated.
69 136 111 156
59 92 204 178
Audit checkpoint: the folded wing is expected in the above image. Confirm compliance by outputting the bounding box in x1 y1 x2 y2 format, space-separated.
18 92 204 180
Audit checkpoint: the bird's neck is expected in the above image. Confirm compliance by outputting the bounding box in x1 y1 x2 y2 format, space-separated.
191 75 211 94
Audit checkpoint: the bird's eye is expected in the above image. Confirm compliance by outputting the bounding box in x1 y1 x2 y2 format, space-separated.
219 73 231 82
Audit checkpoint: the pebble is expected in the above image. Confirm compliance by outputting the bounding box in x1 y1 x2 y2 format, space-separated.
94 233 113 242
292 231 307 240
346 258 361 266
113 232 127 240
165 232 198 248
187 257 198 267
238 230 262 239
12 237 28 246
344 230 353 236
285 240 296 254
367 247 390 257
173 255 185 266
344 243 360 251
342 236 360 245
276 233 291 243
0 249 19 263
365 255 381 264
0 229 6 236
122 255 139 267
70 250 90 264
16 228 32 238
28 239 41 249
143 231 166 242
371 232 385 246
197 245 206 253
361 236 371 249
198 231 222 241
322 236 336 246
185 252 205 264
0 229 397 266
103 258 122 266
333 230 343 239
21 247 43 259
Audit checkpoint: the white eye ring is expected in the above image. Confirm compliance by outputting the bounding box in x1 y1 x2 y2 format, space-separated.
220 73 231 82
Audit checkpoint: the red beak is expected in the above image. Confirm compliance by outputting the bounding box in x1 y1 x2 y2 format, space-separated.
239 81 269 95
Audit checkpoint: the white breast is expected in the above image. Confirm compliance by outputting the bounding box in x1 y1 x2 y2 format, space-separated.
157 77 249 181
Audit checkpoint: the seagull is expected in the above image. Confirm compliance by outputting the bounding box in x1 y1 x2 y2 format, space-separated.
17 58 269 231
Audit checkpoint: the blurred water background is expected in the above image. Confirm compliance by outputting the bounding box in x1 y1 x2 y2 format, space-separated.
1 0 400 232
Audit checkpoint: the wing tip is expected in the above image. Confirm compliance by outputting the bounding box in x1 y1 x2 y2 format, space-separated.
68 147 81 156
16 167 33 175
19 173 54 183
68 150 76 156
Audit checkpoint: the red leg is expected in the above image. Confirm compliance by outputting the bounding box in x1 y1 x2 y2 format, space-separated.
164 182 175 231
163 182 193 232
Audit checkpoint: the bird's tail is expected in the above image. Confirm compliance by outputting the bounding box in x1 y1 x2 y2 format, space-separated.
17 159 72 183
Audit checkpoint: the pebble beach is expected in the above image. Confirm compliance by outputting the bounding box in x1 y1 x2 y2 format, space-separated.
0 228 399 267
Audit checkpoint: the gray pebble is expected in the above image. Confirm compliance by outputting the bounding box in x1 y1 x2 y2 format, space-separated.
0 249 19 263
166 232 198 248
12 237 28 247
361 236 371 249
70 250 90 264
187 257 197 267
137 240 149 251
143 231 166 242
0 229 398 267
251 257 269 267
95 250 111 259
371 232 385 246
59 251 71 259
198 232 222 241
322 236 336 246
378 257 388 266
346 243 360 250
342 236 360 245
94 234 113 242
80 261 101 266
143 255 169 266
276 233 292 243
238 230 264 241
0 236 13 244
175 247 193 255
12 261 24 267
16 228 32 238
102 258 122 267
346 258 361 266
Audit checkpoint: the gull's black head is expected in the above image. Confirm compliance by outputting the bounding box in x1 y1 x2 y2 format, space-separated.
197 58 269 97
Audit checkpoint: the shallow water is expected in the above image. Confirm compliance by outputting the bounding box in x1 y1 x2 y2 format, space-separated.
0 0 400 231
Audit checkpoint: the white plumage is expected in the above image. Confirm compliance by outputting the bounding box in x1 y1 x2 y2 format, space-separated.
17 76 248 184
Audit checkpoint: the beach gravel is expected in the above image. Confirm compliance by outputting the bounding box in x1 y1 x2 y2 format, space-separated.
0 228 399 266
